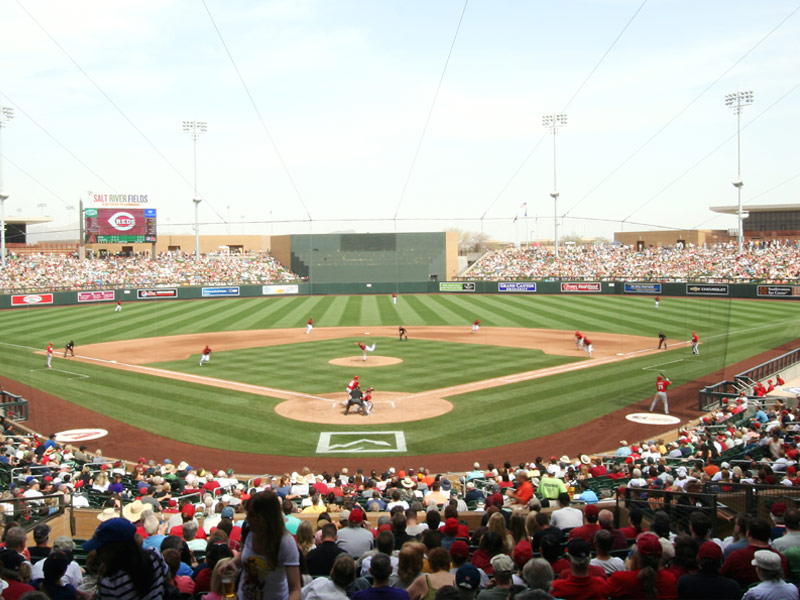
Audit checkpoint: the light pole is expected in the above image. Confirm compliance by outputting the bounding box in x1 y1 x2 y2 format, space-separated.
542 114 567 258
725 91 753 253
182 120 207 258
0 106 15 269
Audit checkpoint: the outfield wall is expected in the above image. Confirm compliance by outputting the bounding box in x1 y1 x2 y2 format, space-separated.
1 280 799 309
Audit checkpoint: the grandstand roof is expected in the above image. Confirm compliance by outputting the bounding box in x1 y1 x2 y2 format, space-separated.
3 216 53 225
710 204 800 215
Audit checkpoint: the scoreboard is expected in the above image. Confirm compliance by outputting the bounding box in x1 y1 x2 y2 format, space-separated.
85 208 157 243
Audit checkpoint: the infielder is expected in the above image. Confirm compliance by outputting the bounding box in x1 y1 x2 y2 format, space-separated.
583 337 593 358
306 318 313 335
471 319 481 334
64 340 75 357
650 375 672 414
199 345 212 366
575 331 584 349
114 301 122 312
398 326 408 341
355 341 376 361
46 342 54 368
691 331 700 355
657 331 667 350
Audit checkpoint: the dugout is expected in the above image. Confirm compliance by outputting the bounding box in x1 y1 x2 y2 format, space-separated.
271 232 459 284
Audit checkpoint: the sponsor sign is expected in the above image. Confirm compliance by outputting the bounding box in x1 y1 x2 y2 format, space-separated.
91 193 149 206
54 428 108 442
11 293 54 306
624 282 662 294
262 284 299 295
625 413 681 425
439 282 476 292
757 285 800 297
686 284 729 296
316 431 407 453
77 290 115 303
137 288 178 299
561 282 602 293
202 286 240 297
498 282 537 293
84 207 157 243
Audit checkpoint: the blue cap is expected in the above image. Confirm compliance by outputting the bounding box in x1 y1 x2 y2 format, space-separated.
221 506 235 519
25 476 36 485
456 564 481 590
163 459 172 464
83 518 136 551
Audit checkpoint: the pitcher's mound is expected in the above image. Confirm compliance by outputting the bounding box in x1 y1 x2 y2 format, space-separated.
328 356 403 367
275 391 452 424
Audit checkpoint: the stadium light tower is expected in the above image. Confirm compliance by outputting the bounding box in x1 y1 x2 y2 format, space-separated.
542 113 567 258
725 91 753 254
0 106 15 269
183 120 207 258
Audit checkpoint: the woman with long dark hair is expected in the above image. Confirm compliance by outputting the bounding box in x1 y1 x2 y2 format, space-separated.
607 532 677 599
220 490 300 600
83 517 169 600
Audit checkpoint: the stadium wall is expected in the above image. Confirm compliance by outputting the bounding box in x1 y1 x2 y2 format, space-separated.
2 281 799 309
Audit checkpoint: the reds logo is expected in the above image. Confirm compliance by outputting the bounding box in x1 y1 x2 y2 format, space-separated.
107 211 136 231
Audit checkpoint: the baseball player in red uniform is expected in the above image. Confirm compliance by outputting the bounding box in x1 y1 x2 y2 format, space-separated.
344 375 360 406
362 386 375 416
691 331 700 355
199 345 212 366
355 341 376 361
471 319 481 334
114 301 122 312
306 318 313 335
650 375 672 414
582 337 593 358
392 292 397 305
574 331 584 349
46 342 54 368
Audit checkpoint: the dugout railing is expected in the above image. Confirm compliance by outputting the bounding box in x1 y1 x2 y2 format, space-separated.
0 389 28 422
701 481 800 523
619 487 720 537
698 347 800 410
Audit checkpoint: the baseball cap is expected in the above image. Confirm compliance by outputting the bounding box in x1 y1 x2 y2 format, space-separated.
584 504 599 517
221 506 235 519
449 540 470 560
698 541 722 562
636 533 663 557
181 504 196 518
83 518 136 551
567 538 592 559
490 554 515 574
455 564 481 590
751 549 781 571
349 508 365 524
771 502 787 516
513 540 533 568
0 548 25 571
444 518 459 536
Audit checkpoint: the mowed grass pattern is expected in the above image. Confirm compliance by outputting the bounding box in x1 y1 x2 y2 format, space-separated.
0 293 797 456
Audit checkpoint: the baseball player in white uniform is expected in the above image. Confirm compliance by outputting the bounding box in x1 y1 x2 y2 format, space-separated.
306 318 313 335
355 341 376 361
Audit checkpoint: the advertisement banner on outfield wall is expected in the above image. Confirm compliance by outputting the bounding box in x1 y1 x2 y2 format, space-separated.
757 285 800 297
439 282 475 292
262 284 299 295
202 287 240 297
77 291 115 303
624 283 662 294
561 282 601 293
498 282 537 292
137 288 178 299
686 284 729 296
10 293 54 307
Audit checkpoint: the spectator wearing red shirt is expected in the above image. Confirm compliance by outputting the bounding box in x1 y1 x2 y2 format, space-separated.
607 533 678 599
568 504 601 545
619 508 644 540
550 538 609 600
588 457 607 478
720 518 788 589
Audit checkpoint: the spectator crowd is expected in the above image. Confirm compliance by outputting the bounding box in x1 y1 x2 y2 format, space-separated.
465 241 800 283
1 372 800 599
0 252 300 292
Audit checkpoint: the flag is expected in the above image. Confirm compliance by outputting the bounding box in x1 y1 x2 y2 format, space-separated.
520 202 528 217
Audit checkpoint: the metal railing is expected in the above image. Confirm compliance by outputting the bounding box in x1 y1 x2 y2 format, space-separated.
701 482 800 522
0 390 28 422
619 487 720 536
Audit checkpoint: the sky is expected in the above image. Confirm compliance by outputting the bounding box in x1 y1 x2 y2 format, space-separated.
1 0 799 245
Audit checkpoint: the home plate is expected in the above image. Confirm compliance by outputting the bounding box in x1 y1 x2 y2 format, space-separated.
626 412 681 425
616 353 624 356
365 332 370 335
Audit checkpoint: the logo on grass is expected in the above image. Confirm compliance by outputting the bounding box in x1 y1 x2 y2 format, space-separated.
625 413 681 425
316 431 407 453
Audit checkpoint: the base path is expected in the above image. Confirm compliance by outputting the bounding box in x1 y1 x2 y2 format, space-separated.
12 328 791 475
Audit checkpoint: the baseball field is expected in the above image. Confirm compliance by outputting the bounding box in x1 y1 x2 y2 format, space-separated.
0 293 797 466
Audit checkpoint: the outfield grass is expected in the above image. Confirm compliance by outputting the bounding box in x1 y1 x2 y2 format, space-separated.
0 294 797 457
